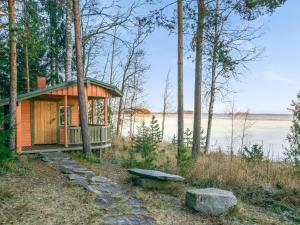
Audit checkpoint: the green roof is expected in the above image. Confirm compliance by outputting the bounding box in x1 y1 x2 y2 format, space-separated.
0 78 122 106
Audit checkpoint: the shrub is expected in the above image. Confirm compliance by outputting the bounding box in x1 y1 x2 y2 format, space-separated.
0 114 16 174
285 91 300 167
123 116 161 169
242 144 264 162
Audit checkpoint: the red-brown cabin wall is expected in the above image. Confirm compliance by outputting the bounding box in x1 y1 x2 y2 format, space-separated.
21 100 31 147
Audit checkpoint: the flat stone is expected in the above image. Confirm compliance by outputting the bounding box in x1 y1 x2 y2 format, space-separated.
71 167 91 173
66 173 86 181
95 194 116 207
186 188 237 216
135 178 172 189
128 168 184 181
96 183 125 194
84 185 102 195
125 197 141 206
72 178 89 188
102 214 155 225
89 175 111 184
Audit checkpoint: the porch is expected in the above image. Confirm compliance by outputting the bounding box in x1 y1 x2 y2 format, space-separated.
22 125 112 154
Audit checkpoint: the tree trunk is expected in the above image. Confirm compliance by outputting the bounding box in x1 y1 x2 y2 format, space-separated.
24 42 30 92
65 0 72 82
116 85 124 136
162 103 166 140
205 0 219 153
177 0 184 162
23 0 30 92
8 0 17 150
192 0 205 160
116 69 126 136
73 0 91 154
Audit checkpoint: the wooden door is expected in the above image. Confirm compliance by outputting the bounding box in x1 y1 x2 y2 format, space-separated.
34 101 57 144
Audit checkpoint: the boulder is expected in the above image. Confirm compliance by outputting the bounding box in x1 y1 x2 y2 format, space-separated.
186 188 237 216
135 178 172 189
128 168 184 181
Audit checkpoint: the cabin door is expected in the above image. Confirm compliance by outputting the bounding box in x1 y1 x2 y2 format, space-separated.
34 101 57 144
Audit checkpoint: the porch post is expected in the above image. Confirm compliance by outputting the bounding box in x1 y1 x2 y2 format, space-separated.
85 86 89 121
91 98 95 125
64 95 68 148
16 102 22 154
104 98 108 126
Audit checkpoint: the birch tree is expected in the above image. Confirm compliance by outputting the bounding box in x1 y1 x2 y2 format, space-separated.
116 22 150 136
161 70 172 140
65 0 72 82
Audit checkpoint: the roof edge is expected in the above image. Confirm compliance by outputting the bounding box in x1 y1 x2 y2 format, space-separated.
0 78 122 106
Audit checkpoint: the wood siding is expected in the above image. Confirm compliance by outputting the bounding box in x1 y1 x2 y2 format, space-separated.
47 84 112 98
21 100 31 147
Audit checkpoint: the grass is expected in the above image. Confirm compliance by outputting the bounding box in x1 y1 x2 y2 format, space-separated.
1 139 299 224
108 137 300 223
71 148 299 224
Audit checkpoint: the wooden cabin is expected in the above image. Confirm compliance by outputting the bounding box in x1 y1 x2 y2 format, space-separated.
0 76 122 154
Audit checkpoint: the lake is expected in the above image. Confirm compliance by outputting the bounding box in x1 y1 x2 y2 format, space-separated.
121 113 292 160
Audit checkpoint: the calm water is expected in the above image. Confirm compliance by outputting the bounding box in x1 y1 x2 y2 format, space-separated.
121 114 292 159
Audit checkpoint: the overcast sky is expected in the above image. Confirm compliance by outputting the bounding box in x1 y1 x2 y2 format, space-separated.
140 0 300 114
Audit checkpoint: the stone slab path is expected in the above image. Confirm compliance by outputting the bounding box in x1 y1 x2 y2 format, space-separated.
39 152 155 225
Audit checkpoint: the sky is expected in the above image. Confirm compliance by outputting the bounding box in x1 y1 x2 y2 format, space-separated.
140 0 300 114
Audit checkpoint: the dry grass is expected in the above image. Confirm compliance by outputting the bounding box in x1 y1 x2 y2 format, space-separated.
0 156 114 225
187 152 300 192
112 137 300 193
111 137 300 211
71 151 295 225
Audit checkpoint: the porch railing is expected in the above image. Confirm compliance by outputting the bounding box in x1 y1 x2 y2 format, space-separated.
68 125 111 145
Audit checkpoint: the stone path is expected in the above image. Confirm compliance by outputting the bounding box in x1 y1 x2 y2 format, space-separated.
39 152 155 225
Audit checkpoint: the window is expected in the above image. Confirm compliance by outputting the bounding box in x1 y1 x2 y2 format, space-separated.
59 106 71 126
88 99 105 125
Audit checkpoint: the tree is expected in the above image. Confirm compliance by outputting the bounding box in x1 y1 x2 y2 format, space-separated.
192 0 205 160
204 0 286 153
73 0 91 154
162 70 172 140
116 21 150 136
23 0 30 92
177 0 184 163
65 0 72 82
8 0 17 150
285 91 300 167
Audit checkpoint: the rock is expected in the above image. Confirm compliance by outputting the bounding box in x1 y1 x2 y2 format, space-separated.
72 178 89 188
263 185 284 195
89 175 111 184
96 183 124 194
128 168 184 181
102 214 155 225
95 194 116 207
186 188 237 216
84 185 102 195
135 178 172 189
66 173 86 181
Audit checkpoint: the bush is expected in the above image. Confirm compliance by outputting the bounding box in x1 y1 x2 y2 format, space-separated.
123 116 161 169
242 144 264 162
0 114 17 174
285 91 300 167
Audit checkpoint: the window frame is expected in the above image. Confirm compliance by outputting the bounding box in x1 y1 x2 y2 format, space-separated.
59 105 72 127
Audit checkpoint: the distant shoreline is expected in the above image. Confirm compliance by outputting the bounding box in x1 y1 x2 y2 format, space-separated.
131 113 292 121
